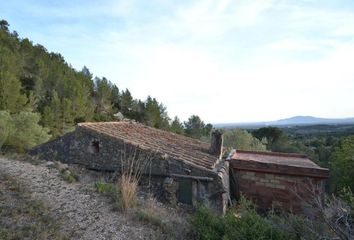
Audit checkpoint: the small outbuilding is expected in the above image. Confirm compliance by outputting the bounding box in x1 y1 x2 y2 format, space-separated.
228 150 329 213
30 121 229 213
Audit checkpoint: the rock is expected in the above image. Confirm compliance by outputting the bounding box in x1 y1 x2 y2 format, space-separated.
57 162 69 171
45 161 55 167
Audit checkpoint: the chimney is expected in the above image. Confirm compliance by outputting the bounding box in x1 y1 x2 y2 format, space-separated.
209 130 223 159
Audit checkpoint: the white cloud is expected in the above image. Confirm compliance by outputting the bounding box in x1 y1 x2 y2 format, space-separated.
3 0 354 123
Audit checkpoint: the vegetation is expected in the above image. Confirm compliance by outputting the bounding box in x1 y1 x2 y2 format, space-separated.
135 196 192 240
135 197 171 234
0 110 50 152
118 174 138 212
192 192 354 240
0 19 213 153
223 128 267 151
191 197 295 240
329 136 354 193
59 169 78 184
184 115 213 140
94 181 116 196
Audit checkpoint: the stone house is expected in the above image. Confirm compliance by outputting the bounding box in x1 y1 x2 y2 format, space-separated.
30 121 329 214
30 121 229 214
228 150 329 213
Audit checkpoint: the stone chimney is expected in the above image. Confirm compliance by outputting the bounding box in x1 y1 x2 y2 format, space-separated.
209 130 223 159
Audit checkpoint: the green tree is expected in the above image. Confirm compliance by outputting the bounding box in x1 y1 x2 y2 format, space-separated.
0 111 14 151
223 129 267 151
184 115 206 139
0 19 9 32
93 77 113 115
329 135 354 193
252 127 285 149
0 71 27 112
41 91 62 137
11 111 51 151
170 116 184 134
145 96 170 130
120 89 134 115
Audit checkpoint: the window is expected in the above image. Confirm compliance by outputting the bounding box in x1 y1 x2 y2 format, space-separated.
88 140 100 153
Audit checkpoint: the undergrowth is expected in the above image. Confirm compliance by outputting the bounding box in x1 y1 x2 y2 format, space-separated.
190 197 297 240
59 169 78 183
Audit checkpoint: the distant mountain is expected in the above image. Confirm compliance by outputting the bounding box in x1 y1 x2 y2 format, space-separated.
214 116 354 129
268 116 354 126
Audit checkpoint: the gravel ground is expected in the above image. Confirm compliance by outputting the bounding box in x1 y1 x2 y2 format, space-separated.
0 156 158 240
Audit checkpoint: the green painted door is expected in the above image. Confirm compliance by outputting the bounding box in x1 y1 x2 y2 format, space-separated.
178 179 192 204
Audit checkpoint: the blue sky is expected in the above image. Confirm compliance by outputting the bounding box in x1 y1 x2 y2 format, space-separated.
1 0 354 123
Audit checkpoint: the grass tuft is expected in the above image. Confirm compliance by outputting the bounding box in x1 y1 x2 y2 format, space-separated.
118 174 138 212
95 181 115 195
59 169 77 183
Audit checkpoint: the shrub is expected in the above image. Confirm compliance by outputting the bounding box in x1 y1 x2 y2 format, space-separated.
59 169 77 183
0 110 51 152
190 205 225 240
339 187 354 211
0 111 14 151
95 181 115 195
270 189 354 240
191 197 296 240
136 196 191 240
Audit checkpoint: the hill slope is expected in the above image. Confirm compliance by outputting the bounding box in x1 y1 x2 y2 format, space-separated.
214 116 354 128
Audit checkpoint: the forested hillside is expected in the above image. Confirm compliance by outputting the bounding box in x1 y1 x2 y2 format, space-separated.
0 20 211 151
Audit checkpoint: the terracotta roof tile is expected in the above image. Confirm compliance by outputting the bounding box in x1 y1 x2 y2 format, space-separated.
230 150 329 178
78 121 218 170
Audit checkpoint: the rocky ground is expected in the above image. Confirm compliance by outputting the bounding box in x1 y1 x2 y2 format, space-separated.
0 156 162 240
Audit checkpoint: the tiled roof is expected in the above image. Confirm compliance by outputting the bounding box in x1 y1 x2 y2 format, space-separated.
230 150 329 178
77 121 218 170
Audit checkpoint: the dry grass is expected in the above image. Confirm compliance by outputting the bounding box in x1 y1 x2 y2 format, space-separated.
135 195 193 240
116 145 153 213
118 174 138 212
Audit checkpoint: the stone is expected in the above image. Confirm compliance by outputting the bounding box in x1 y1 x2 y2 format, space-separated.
45 161 55 167
57 162 69 171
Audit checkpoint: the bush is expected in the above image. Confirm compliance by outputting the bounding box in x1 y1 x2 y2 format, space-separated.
59 169 77 183
190 205 225 240
0 110 14 151
136 196 192 240
190 197 296 240
0 110 51 152
95 181 115 195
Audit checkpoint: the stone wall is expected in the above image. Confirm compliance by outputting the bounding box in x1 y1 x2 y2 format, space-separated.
234 169 324 214
30 126 229 214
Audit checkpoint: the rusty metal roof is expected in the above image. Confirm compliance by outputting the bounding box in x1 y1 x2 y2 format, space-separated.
230 150 329 178
77 121 218 170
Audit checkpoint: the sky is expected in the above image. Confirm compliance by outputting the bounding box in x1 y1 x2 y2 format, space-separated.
1 0 354 123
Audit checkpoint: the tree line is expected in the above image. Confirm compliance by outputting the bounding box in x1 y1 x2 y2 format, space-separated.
0 20 212 151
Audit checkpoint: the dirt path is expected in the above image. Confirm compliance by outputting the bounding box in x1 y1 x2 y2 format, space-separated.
0 157 157 240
